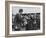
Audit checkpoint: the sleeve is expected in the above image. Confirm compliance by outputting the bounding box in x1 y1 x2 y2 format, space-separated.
14 14 18 25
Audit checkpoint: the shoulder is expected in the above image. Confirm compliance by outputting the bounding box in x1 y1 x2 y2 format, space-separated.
15 14 18 17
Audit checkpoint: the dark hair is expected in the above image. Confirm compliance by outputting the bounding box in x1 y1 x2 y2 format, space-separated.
19 9 23 13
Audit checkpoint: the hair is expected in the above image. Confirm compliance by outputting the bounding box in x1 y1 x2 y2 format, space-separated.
19 9 23 13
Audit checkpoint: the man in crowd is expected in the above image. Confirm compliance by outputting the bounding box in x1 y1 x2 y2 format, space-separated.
14 9 24 31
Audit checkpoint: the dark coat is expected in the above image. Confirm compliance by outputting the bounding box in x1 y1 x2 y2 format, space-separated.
14 14 24 26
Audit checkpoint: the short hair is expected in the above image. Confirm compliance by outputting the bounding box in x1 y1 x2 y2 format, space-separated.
19 9 23 13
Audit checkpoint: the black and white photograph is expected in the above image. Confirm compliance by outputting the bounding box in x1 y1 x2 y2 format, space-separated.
4 0 45 37
5 2 45 36
12 7 40 31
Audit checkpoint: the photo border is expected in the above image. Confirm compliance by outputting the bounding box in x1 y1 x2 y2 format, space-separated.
5 1 45 37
